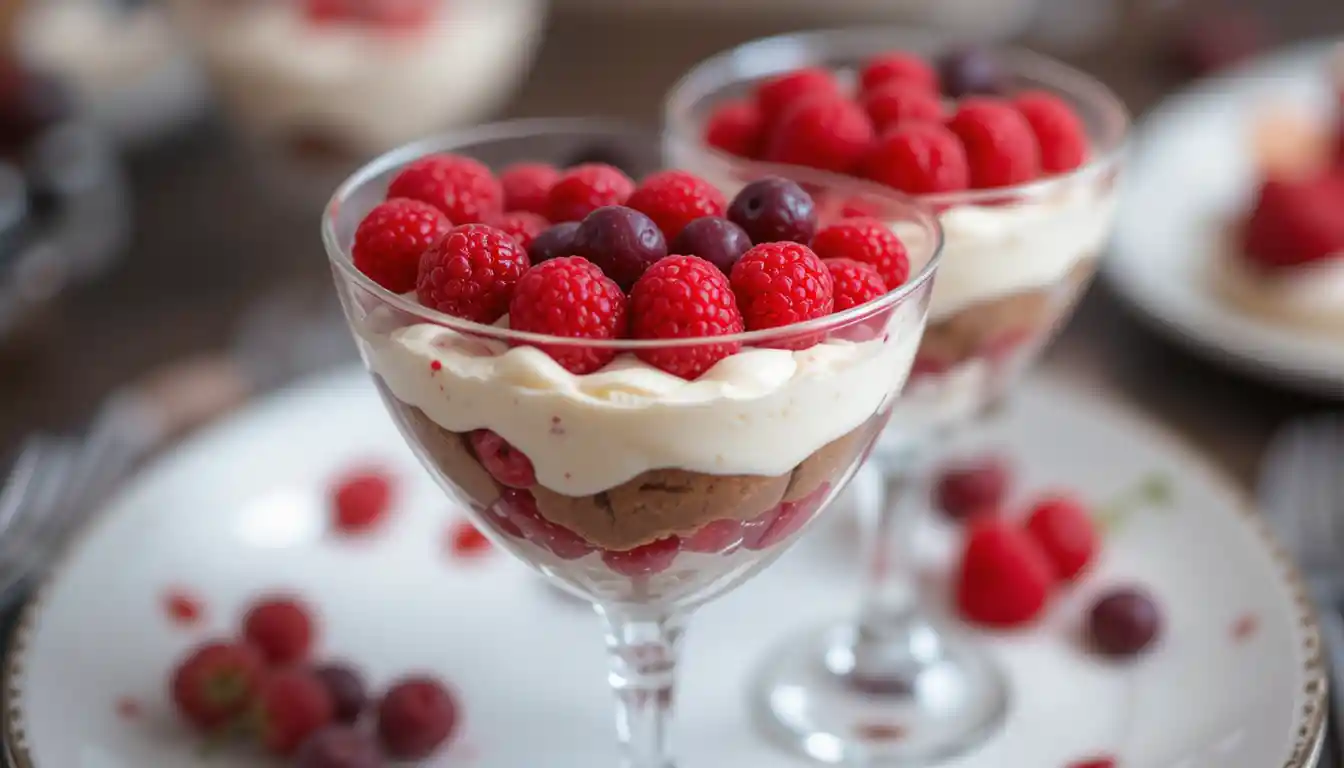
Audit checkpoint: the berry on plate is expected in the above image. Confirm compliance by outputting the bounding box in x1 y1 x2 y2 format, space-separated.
256 668 336 756
469 429 536 488
1023 493 1099 582
295 725 385 768
499 162 559 216
1242 174 1344 269
573 205 668 291
630 255 745 379
730 242 834 331
766 96 875 174
727 177 818 245
627 170 728 239
352 198 452 294
377 677 459 760
416 223 530 324
860 81 945 135
508 256 627 374
704 99 765 159
1087 587 1163 659
1014 90 1089 174
947 97 1043 189
313 663 369 724
243 595 316 666
825 258 888 312
810 217 910 288
860 52 940 95
670 216 752 275
547 163 635 223
932 456 1011 521
170 641 265 730
756 67 841 124
491 210 550 251
955 517 1055 628
386 153 503 225
331 468 394 534
527 220 581 265
602 536 682 577
861 121 971 195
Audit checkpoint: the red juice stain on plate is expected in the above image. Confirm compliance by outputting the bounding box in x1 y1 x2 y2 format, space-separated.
1232 613 1259 642
449 521 491 558
1067 758 1116 768
162 588 204 627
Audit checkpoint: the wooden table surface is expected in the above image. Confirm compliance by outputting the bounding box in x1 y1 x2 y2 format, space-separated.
1 2 1342 488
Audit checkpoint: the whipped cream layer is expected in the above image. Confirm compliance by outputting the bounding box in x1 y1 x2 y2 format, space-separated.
1214 246 1344 334
358 309 923 496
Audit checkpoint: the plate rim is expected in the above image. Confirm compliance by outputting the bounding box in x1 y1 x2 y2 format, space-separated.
0 369 1328 768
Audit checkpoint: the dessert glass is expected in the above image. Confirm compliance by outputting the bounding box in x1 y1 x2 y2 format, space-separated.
664 29 1129 764
321 119 944 766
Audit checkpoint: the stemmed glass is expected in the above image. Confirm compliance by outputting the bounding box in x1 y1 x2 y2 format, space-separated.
321 119 944 766
664 30 1130 765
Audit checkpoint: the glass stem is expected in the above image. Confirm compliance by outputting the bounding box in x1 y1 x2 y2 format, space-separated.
597 607 686 768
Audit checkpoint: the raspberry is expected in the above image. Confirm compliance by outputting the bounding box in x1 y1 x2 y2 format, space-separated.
170 641 264 730
932 456 1011 521
946 98 1042 189
861 121 970 195
313 663 368 724
669 216 752 275
528 221 580 265
756 67 841 125
499 162 559 215
627 170 727 239
352 198 452 294
495 488 594 559
490 211 549 251
468 429 536 488
572 206 667 291
955 517 1055 628
243 595 316 666
744 483 829 551
377 677 459 760
1242 174 1344 269
683 519 744 554
602 537 682 577
704 99 765 159
1087 588 1162 659
386 153 503 225
508 257 626 374
860 52 939 94
449 520 491 556
629 255 744 379
331 469 394 534
1022 493 1098 582
547 163 635 222
1013 91 1089 174
294 726 383 768
416 223 530 323
810 217 910 288
256 669 336 756
727 177 818 245
765 96 875 174
824 259 888 312
861 81 944 135
730 242 834 331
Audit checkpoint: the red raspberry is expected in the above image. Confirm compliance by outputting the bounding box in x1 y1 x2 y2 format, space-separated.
766 96 875 174
744 483 829 551
932 456 1011 521
1242 174 1344 269
683 519 744 553
859 52 940 95
824 259 888 312
416 223 530 324
377 677 459 760
243 595 316 666
495 488 594 559
170 641 265 730
1022 493 1099 582
509 257 627 374
704 99 765 159
547 163 634 222
449 520 492 557
861 121 970 195
756 67 841 125
491 210 550 251
627 170 728 239
352 198 452 294
861 81 944 135
946 98 1042 189
602 536 682 577
730 242 834 331
955 517 1055 628
810 217 910 288
256 669 336 756
331 469 393 534
499 162 559 215
629 255 744 379
1013 91 1089 174
468 429 536 488
386 153 503 225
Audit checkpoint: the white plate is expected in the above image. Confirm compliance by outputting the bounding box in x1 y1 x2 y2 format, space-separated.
1 367 1326 768
1107 41 1344 397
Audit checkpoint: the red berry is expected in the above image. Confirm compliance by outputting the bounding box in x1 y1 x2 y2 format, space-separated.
627 170 728 240
766 96 875 174
294 726 384 768
730 242 834 331
170 641 265 730
468 429 536 488
313 663 368 725
683 519 744 553
547 163 635 222
1022 493 1099 582
629 255 744 379
495 488 594 559
743 483 830 551
449 521 492 556
860 52 939 95
257 669 336 756
416 223 530 324
331 469 394 534
860 81 944 135
1243 175 1344 269
824 258 888 312
352 199 452 294
386 153 502 225
243 595 316 666
499 162 559 215
490 211 550 251
861 121 971 195
1087 588 1162 659
955 517 1055 628
946 98 1042 189
756 68 841 125
810 217 910 288
1013 91 1089 174
932 456 1010 521
508 256 627 374
704 99 765 158
602 537 682 577
377 677 459 760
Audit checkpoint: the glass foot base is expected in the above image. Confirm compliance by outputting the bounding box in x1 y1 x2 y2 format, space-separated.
751 623 1009 765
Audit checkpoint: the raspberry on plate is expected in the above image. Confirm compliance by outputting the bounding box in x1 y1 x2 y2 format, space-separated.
170 641 265 730
947 97 1043 189
730 242 834 331
765 96 875 174
1014 90 1089 174
331 469 394 534
508 256 627 374
1023 493 1099 582
860 81 945 135
810 217 910 288
756 67 841 125
630 255 745 379
704 99 765 159
955 517 1055 628
416 223 530 323
627 170 728 240
491 210 550 251
256 669 336 756
377 677 459 760
1242 174 1344 269
547 163 635 222
243 595 316 666
386 153 503 225
861 121 970 195
860 52 940 95
499 162 559 216
573 206 668 291
825 258 888 312
352 199 452 294
468 429 536 488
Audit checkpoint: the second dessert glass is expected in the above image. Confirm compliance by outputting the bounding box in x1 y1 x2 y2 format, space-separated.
665 29 1130 765
322 119 944 767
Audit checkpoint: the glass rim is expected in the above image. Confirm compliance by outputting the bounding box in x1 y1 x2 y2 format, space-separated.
321 116 944 351
663 26 1132 207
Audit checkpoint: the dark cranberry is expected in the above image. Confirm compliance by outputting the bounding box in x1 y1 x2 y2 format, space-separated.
1087 588 1162 659
313 663 369 724
295 726 385 768
572 205 667 291
669 216 752 274
932 456 1011 521
527 221 581 264
377 677 459 760
563 142 638 176
726 177 818 245
937 47 1008 98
